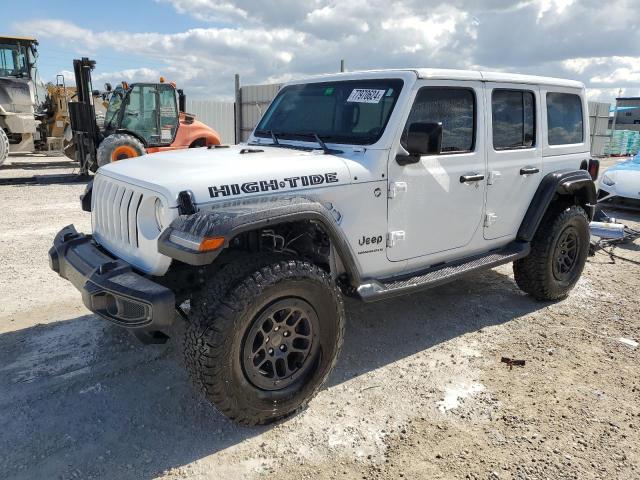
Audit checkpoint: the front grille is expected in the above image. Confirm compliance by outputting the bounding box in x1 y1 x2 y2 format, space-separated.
92 175 144 248
91 174 175 276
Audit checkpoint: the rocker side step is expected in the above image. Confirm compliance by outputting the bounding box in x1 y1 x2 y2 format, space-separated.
356 241 530 302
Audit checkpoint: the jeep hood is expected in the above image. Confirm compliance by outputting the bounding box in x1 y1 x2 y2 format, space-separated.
98 144 352 206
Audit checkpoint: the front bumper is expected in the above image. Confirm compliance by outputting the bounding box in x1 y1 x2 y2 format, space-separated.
597 187 640 210
49 225 176 343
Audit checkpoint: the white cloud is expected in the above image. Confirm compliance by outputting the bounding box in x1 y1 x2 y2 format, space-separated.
561 56 640 87
157 0 249 22
592 67 640 85
534 0 575 21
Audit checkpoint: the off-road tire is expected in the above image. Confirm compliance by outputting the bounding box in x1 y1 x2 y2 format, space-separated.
514 205 590 300
184 256 345 425
96 133 145 168
0 128 9 166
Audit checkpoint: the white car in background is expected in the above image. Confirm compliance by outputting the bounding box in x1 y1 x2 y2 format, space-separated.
598 153 640 208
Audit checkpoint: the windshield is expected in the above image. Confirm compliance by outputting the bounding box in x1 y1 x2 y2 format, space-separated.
0 43 29 77
255 79 404 145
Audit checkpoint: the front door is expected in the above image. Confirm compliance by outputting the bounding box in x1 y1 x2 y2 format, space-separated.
387 81 487 262
484 84 542 240
158 84 179 145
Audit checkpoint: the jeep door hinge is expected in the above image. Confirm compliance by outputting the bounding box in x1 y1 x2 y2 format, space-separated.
484 213 498 227
387 230 406 247
487 171 502 185
388 181 408 199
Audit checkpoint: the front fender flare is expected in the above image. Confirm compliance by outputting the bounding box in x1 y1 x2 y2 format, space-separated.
517 169 596 242
158 196 361 284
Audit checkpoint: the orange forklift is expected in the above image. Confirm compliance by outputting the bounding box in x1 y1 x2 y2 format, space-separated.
68 58 221 173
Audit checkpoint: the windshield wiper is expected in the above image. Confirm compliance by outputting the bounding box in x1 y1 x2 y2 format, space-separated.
253 130 341 154
267 130 279 145
294 132 333 154
254 129 280 146
311 133 329 153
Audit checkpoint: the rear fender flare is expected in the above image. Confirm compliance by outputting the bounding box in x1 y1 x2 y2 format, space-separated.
517 169 596 242
158 196 362 285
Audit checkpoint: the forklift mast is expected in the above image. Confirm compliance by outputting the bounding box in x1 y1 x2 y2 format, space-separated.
68 57 101 175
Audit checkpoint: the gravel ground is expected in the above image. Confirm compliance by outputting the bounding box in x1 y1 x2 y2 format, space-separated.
0 154 638 480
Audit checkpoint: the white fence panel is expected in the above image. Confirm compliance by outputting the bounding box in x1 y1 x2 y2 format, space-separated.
588 101 611 157
186 99 235 144
239 83 282 142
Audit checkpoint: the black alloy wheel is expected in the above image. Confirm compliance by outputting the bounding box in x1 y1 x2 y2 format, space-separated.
242 298 319 391
552 227 580 282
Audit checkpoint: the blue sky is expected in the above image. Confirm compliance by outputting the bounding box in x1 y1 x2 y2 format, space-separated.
5 0 640 102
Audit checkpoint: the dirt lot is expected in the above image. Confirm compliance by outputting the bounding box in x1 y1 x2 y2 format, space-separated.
0 154 638 480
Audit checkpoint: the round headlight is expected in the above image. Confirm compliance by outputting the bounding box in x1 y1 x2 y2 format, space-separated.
154 197 166 230
601 173 615 187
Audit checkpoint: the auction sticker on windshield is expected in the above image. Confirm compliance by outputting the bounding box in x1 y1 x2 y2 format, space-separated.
347 89 385 103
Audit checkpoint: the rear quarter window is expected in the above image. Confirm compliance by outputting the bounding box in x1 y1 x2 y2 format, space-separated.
546 93 584 145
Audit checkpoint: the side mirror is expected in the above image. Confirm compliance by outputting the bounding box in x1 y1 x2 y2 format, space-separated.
104 82 112 92
397 122 443 165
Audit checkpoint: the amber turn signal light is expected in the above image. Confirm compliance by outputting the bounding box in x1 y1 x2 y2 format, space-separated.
198 236 225 252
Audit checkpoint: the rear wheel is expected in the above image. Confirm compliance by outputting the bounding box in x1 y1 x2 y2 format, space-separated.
514 205 590 300
0 128 9 166
96 133 145 168
184 256 345 425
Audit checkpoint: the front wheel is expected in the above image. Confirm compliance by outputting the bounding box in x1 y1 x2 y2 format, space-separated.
184 258 345 425
96 133 145 168
514 205 590 300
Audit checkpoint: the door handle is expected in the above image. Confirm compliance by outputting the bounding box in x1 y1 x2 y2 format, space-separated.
460 173 485 183
520 166 540 175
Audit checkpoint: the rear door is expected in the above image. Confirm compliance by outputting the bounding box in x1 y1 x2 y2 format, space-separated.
484 84 542 240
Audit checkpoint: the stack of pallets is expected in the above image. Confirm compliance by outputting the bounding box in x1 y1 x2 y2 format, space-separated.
605 130 640 156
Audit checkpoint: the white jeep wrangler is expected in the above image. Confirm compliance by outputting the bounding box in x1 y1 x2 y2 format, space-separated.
50 68 598 425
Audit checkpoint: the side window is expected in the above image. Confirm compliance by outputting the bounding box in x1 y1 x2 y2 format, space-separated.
546 93 584 145
403 87 475 153
0 46 16 73
492 90 535 149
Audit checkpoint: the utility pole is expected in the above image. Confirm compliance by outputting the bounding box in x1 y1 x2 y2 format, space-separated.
340 59 345 73
234 73 241 144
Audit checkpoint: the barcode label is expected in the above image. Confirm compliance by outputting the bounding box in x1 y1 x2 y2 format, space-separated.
347 89 385 104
